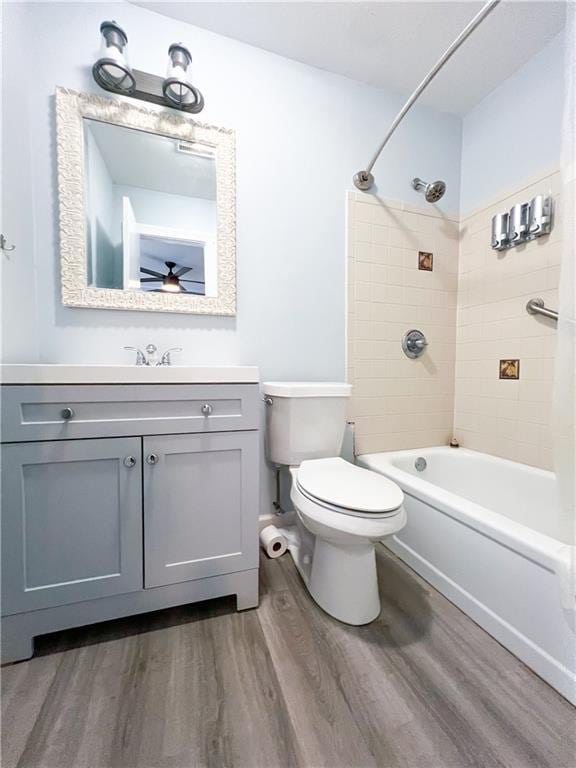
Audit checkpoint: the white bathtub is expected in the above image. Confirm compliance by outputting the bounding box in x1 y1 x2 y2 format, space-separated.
357 447 576 704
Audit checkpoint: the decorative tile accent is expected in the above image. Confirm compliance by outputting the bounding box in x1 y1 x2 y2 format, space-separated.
418 251 433 271
499 359 520 380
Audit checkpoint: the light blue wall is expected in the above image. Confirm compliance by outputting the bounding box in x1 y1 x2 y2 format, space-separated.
1 1 462 375
460 31 566 216
114 186 217 234
85 129 119 288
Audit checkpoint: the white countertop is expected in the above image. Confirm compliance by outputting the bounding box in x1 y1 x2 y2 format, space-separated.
0 365 260 385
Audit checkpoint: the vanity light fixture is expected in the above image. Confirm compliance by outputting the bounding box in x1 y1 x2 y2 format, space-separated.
93 21 135 94
163 44 204 111
92 22 204 113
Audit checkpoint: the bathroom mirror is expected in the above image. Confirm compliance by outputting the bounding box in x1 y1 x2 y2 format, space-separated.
55 87 236 315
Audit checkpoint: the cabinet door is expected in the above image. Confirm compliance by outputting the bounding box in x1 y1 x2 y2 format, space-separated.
1 438 143 615
143 432 259 588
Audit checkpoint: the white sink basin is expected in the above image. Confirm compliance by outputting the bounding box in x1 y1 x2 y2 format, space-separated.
0 364 259 385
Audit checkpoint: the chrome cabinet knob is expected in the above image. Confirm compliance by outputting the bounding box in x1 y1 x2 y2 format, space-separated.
201 403 213 416
61 407 75 420
123 456 136 468
146 453 159 465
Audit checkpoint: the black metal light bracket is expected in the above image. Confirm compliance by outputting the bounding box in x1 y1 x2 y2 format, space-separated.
94 68 205 114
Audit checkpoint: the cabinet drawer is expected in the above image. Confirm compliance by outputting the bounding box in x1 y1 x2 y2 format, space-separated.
1 384 259 442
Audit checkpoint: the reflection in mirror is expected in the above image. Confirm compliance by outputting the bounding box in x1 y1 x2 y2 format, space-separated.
83 118 217 296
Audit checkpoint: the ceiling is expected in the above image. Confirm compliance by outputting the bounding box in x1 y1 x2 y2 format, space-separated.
140 237 206 276
86 119 216 199
134 1 566 114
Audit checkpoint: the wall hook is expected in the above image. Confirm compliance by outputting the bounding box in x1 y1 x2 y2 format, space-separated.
0 234 15 252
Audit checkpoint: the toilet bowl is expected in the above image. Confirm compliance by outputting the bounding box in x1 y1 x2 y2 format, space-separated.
288 458 406 625
262 381 406 626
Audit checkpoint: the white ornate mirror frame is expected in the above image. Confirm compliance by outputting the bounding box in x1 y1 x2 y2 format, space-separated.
55 87 236 315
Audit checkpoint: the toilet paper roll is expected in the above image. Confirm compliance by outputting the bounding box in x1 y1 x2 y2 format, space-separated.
259 525 287 559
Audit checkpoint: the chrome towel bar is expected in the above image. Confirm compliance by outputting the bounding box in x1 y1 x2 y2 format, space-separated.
526 298 558 321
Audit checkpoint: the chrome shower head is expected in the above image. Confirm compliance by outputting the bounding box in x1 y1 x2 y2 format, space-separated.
412 177 446 203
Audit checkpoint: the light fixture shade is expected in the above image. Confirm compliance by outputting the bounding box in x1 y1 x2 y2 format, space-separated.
163 43 203 109
93 21 135 94
163 275 181 292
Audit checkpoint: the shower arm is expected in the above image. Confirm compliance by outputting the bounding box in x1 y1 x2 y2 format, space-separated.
353 0 501 191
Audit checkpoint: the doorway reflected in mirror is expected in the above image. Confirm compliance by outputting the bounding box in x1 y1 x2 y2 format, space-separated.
84 119 217 296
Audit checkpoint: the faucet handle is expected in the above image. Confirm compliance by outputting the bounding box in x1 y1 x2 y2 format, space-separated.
159 347 183 366
124 346 148 366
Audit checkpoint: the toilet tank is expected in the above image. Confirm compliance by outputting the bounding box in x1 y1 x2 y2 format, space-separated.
262 382 352 466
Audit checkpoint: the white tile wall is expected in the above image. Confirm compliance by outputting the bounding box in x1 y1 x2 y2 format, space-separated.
347 170 561 469
454 170 561 470
347 192 459 455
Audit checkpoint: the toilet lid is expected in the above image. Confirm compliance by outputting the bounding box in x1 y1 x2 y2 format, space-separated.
296 457 404 514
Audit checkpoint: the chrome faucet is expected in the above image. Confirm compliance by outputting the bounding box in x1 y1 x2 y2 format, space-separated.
145 344 159 367
124 345 182 366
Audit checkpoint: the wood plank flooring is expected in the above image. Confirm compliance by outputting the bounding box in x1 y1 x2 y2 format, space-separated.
2 546 575 768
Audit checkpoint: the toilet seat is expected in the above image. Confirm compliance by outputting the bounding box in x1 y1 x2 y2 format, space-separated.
295 457 404 518
291 475 406 542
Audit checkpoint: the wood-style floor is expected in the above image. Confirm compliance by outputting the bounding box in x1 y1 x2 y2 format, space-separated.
2 546 575 768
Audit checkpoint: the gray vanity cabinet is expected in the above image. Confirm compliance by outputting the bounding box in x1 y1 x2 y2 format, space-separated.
1 438 143 615
1 380 260 663
143 432 258 587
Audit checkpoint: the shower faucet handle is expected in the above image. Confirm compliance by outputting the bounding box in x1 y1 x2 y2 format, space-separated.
402 329 428 359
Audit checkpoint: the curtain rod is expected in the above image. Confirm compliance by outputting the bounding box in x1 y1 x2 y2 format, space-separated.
353 0 501 191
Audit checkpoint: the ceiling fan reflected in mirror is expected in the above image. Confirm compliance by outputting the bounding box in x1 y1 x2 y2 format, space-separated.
140 261 206 294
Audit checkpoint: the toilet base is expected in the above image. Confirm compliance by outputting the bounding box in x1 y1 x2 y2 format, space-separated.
309 537 380 625
279 522 381 625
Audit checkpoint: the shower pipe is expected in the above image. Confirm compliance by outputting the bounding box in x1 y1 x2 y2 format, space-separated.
353 0 501 191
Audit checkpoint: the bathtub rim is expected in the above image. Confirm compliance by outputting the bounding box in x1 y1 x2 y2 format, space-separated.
357 446 573 574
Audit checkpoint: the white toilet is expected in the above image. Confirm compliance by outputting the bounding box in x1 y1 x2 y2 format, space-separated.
263 382 406 625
